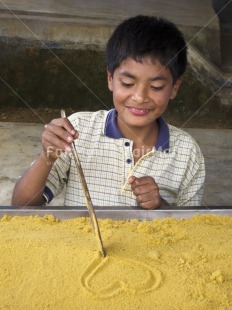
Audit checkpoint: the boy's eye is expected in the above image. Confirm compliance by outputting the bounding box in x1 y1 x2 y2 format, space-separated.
121 81 133 87
151 85 164 91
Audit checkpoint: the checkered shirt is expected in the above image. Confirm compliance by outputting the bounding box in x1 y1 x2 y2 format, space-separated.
44 109 205 206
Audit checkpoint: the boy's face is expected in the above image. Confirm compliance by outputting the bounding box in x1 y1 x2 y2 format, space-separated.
107 57 182 136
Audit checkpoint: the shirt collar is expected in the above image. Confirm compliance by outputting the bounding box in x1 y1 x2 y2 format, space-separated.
104 108 170 151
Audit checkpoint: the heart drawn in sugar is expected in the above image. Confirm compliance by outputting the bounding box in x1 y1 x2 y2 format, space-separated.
81 254 161 298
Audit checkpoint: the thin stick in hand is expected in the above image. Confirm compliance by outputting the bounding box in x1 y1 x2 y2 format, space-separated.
61 109 106 258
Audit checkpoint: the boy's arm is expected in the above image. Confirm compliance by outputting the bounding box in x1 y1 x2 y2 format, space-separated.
11 152 54 206
11 117 78 206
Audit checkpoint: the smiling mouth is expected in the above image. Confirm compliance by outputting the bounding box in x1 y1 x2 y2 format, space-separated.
127 107 151 116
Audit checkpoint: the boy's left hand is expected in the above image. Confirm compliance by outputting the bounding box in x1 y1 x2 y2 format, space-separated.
129 176 168 209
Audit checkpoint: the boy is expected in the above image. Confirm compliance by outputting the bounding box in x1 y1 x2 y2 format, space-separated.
12 15 205 208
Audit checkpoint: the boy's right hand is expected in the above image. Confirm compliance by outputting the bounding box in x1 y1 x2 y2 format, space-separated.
41 117 78 161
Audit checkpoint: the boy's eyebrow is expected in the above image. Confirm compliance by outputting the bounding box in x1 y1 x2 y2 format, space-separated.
120 71 168 81
151 76 168 81
120 71 136 79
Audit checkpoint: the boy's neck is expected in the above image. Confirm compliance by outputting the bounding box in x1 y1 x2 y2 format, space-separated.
117 118 159 159
118 117 158 140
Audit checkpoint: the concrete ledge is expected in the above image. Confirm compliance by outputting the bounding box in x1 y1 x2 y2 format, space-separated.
0 0 221 64
0 12 115 51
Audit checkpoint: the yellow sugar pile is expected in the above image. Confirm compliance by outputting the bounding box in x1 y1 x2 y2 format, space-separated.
0 214 232 309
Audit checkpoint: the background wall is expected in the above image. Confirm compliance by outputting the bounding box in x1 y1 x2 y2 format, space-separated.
0 0 232 206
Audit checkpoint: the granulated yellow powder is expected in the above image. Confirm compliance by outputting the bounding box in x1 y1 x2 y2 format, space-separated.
0 214 232 310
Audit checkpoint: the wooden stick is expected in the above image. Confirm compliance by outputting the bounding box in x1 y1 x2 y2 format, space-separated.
61 109 106 258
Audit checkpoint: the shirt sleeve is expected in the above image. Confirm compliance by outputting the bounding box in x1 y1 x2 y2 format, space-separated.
176 142 205 206
44 151 71 204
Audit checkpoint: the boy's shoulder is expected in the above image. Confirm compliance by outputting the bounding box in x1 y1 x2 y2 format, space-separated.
168 123 193 139
68 110 108 122
167 123 202 155
68 110 109 130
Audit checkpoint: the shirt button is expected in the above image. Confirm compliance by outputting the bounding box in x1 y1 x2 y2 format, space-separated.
126 158 132 164
125 142 130 147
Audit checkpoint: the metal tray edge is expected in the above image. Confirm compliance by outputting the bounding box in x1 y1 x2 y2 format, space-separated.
1 207 232 220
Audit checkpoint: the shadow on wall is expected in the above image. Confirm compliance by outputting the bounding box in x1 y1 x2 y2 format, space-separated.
1 41 232 128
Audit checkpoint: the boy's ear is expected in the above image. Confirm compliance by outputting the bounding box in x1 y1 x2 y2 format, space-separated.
170 78 182 100
107 68 113 91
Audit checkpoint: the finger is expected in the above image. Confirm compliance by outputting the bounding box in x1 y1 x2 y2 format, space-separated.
50 118 78 137
130 178 149 191
42 131 72 152
138 192 161 210
137 191 160 204
140 200 160 210
133 183 158 196
131 177 156 192
132 176 154 186
134 185 160 209
44 122 77 145
128 176 136 184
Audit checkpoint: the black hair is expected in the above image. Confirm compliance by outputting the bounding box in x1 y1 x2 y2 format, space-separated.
105 15 187 82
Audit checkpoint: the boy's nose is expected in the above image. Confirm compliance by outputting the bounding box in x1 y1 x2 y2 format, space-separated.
131 88 149 104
